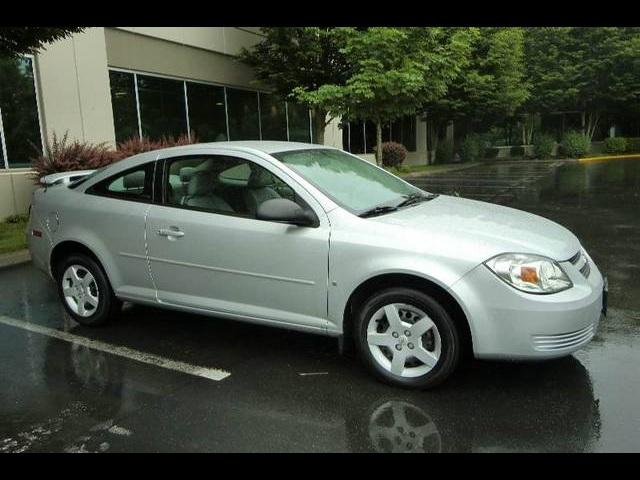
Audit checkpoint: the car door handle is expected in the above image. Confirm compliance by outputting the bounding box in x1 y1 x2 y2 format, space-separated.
157 227 185 238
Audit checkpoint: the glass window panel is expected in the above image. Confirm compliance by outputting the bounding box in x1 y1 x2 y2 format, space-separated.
349 121 365 154
391 118 402 144
391 115 417 151
0 126 5 167
226 88 260 140
165 155 305 218
382 122 391 143
404 115 417 151
365 120 376 154
186 82 228 142
0 56 42 168
287 102 311 143
88 162 155 202
311 111 322 144
259 93 287 141
341 124 350 152
109 70 139 144
137 74 187 140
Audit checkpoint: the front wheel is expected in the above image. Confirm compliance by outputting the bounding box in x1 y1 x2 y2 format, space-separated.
355 287 461 389
56 253 120 326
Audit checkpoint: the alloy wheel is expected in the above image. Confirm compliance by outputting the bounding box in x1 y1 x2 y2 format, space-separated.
62 265 100 318
366 303 442 378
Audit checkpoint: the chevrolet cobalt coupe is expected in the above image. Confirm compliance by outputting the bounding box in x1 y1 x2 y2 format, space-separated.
27 142 606 388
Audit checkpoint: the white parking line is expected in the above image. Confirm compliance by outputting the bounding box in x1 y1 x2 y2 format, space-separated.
0 315 231 382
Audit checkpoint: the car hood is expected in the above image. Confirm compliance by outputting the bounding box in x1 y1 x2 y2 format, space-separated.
371 195 580 262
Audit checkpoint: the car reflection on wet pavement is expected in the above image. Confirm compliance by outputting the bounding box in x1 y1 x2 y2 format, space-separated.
1 158 639 452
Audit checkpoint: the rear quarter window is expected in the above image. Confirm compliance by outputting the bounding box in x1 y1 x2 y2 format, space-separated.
86 162 155 202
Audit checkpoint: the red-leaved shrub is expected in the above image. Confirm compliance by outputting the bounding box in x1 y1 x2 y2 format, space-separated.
31 131 198 183
114 133 197 160
31 132 116 182
378 142 408 168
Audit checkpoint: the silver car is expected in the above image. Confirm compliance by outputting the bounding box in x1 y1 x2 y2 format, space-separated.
27 142 606 389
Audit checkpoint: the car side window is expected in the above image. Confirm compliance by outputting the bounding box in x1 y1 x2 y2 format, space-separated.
86 162 155 202
164 155 308 219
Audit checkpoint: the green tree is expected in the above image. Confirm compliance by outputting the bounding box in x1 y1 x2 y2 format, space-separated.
294 27 475 164
239 27 351 145
0 27 85 57
524 27 640 141
424 27 530 157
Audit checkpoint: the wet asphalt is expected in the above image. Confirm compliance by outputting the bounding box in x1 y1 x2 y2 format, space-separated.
1 158 639 453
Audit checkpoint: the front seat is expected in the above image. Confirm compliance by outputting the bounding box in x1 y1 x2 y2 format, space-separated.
244 168 281 217
183 171 234 213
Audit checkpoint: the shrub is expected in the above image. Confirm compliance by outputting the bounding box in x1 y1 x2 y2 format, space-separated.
114 132 197 160
30 131 198 182
377 142 408 168
4 213 28 224
460 134 482 162
604 137 628 154
31 132 116 181
626 137 640 153
510 146 525 157
562 130 591 158
533 133 555 159
435 139 454 163
484 147 500 159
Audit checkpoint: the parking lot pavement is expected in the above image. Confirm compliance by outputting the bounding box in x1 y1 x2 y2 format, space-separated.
1 158 639 452
410 159 566 205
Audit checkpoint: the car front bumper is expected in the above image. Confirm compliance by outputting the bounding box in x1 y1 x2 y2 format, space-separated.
450 256 605 360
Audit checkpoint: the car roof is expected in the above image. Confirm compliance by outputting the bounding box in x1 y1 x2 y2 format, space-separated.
159 141 332 156
80 141 337 187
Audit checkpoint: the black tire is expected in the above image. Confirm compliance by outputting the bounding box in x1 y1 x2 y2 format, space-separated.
355 287 461 389
55 253 120 326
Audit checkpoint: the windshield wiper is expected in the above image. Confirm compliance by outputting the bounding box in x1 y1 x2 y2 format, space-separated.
358 205 399 218
395 192 439 209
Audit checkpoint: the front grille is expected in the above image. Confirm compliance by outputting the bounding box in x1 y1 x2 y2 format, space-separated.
567 249 590 279
579 260 591 278
532 324 595 352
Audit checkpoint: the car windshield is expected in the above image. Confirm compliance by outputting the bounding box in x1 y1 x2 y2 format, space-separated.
272 149 425 215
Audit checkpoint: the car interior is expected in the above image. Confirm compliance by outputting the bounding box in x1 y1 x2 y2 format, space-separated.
166 156 298 218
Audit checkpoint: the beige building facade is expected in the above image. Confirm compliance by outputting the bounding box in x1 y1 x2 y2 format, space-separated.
0 27 428 219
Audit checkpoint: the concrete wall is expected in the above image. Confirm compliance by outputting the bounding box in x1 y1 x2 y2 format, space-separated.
115 27 262 58
35 27 116 148
3 27 116 219
0 169 35 219
105 28 259 90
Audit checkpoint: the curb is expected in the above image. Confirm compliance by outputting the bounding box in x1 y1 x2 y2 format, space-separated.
401 162 480 180
579 154 640 164
0 250 31 269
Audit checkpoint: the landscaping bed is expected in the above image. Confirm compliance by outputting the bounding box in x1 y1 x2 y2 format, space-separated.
0 216 28 255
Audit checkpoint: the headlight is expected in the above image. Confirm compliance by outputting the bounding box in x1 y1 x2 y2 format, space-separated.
484 253 573 294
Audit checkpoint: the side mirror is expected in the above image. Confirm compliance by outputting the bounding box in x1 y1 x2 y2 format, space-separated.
256 198 318 227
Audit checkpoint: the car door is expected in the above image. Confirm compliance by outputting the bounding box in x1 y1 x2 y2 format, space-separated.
145 150 331 333
81 160 157 301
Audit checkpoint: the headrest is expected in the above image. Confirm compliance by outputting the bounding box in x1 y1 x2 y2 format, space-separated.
188 171 213 196
248 168 274 188
123 170 145 189
180 166 195 183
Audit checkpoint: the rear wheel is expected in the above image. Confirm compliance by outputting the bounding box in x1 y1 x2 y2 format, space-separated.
56 253 120 326
355 287 461 389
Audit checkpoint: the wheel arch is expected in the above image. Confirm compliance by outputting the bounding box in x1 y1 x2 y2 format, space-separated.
49 240 114 286
341 272 473 359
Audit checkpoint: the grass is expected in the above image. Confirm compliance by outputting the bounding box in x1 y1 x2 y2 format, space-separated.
0 218 28 255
